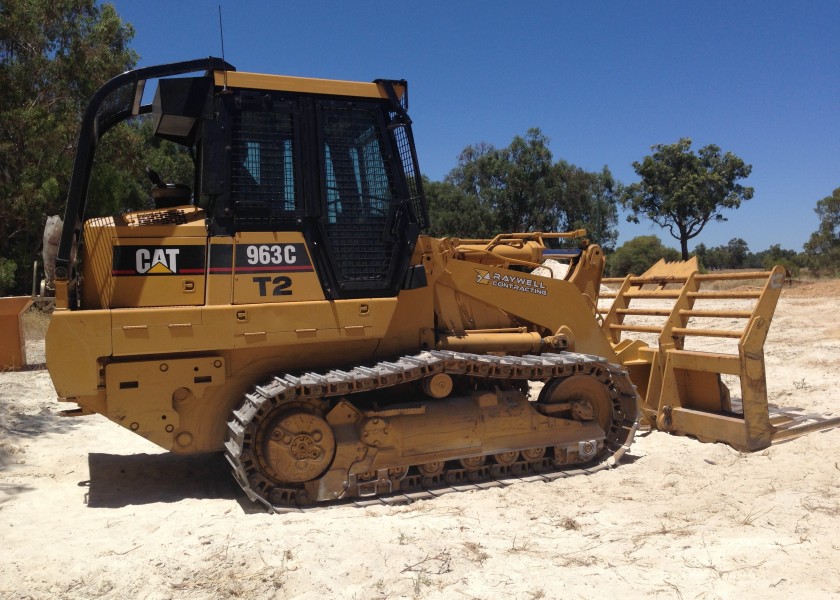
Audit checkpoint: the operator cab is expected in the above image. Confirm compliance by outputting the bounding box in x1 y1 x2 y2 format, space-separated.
53 58 428 310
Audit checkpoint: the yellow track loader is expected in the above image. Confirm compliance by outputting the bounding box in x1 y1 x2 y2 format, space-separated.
44 58 823 511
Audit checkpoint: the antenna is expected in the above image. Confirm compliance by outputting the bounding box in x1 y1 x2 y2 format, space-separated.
218 5 228 91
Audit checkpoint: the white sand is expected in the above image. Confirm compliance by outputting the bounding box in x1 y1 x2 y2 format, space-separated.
2 283 839 599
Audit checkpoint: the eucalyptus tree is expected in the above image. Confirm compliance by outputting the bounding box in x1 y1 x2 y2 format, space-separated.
621 138 753 260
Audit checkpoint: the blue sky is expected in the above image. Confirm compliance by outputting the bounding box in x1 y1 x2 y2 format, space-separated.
108 1 839 253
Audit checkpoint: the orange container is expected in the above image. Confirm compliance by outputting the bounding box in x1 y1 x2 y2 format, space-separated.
0 296 33 369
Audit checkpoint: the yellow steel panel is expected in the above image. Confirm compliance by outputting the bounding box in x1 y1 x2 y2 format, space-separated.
665 349 741 375
81 210 208 309
640 257 700 279
232 232 324 304
232 298 397 348
105 356 226 450
80 217 117 309
670 407 748 449
46 309 112 397
207 237 234 305
213 71 404 100
109 237 207 307
444 259 617 361
111 306 230 356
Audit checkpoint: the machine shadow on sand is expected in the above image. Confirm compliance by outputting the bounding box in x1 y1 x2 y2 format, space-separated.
85 452 245 509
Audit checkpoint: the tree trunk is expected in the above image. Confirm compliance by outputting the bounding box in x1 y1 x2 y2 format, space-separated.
680 236 689 260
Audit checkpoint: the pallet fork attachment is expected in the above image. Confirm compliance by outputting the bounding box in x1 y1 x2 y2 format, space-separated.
601 259 840 451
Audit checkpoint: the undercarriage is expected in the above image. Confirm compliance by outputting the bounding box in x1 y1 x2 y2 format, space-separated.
225 350 639 512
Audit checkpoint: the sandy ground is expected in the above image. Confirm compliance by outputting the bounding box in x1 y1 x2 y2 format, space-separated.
2 282 840 600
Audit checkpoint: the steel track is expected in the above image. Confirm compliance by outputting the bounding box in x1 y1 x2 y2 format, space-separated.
225 350 639 513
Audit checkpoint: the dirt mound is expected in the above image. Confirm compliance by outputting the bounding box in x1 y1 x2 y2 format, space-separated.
783 278 840 297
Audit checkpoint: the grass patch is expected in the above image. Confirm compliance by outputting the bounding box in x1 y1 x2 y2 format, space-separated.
22 307 50 341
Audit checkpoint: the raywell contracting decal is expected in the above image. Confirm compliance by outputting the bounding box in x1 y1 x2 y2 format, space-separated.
112 246 205 276
475 268 548 296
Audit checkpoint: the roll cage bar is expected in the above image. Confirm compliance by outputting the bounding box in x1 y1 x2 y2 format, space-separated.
55 57 235 281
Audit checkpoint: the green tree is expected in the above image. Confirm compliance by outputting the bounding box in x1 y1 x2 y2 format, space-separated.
693 238 752 270
0 0 137 293
0 257 16 296
447 130 558 233
434 128 619 246
424 177 497 238
696 239 803 274
557 164 621 252
693 242 708 265
89 118 194 217
804 187 840 275
703 245 730 270
606 235 680 277
725 238 750 269
755 244 801 276
621 138 753 260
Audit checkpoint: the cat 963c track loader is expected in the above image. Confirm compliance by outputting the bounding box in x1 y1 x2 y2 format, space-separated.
45 58 810 512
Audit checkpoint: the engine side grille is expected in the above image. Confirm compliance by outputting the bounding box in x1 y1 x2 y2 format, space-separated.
125 208 190 227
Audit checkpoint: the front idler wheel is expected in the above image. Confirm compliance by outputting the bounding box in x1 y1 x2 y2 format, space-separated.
539 374 615 436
